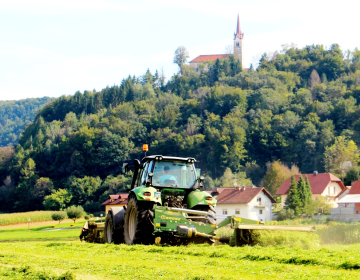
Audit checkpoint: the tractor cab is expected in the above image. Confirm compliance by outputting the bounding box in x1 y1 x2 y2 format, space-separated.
130 155 214 209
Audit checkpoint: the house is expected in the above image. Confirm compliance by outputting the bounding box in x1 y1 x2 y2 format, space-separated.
210 186 276 222
276 172 346 208
336 180 360 213
189 15 244 72
101 193 128 215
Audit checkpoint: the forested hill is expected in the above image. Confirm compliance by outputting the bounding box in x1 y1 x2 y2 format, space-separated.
0 97 54 147
1 44 360 213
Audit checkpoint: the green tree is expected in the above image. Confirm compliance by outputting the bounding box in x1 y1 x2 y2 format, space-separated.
43 189 72 210
173 46 190 74
324 136 360 179
284 176 302 215
303 176 313 215
262 161 299 195
65 205 85 223
344 166 360 185
51 211 67 224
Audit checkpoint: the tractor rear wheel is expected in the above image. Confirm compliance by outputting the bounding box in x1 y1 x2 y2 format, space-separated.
104 213 114 244
104 212 124 244
124 197 154 245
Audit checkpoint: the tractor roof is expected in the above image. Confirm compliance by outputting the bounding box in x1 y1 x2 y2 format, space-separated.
141 155 196 163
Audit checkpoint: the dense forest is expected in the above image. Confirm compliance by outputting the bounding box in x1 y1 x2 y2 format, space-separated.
0 97 54 147
1 44 360 213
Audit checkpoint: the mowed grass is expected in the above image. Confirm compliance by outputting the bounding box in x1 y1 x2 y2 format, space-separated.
0 211 60 226
1 224 360 279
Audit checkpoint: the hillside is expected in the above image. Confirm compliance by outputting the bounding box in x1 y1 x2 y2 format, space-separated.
1 44 360 213
0 97 54 147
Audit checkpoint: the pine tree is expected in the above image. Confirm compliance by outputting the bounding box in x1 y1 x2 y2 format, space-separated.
285 176 302 215
303 176 313 215
296 175 305 211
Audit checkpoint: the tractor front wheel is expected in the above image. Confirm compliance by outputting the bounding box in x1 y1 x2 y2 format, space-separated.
124 197 154 245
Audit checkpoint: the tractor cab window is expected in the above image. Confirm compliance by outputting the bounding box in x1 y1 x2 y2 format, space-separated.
153 160 196 188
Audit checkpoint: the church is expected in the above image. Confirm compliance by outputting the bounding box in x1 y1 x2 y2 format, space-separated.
189 15 244 72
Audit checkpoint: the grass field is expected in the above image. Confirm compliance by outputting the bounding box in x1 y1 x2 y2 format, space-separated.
0 211 60 226
1 223 360 279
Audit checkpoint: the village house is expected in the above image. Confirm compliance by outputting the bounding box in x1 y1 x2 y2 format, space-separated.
101 193 128 215
210 186 276 222
189 15 245 72
334 180 360 214
276 172 346 208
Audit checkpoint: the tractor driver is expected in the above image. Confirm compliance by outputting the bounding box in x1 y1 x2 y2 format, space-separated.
160 166 178 185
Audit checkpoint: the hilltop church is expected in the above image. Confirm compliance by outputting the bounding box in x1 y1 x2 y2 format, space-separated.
189 15 244 72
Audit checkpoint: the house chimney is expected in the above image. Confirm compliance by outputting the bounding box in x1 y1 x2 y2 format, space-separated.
313 171 318 176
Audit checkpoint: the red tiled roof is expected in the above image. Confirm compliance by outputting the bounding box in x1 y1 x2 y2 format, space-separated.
211 187 276 204
190 54 231 63
101 193 129 206
349 180 360 194
276 173 345 195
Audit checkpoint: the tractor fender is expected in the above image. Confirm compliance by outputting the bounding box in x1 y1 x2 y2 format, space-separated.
131 186 162 204
108 206 126 230
187 190 217 209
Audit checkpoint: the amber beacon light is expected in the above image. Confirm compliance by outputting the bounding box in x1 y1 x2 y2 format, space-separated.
142 144 149 156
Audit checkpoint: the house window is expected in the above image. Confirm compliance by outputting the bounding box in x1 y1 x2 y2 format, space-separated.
223 209 228 215
235 209 240 215
259 210 263 215
236 42 239 46
257 197 262 205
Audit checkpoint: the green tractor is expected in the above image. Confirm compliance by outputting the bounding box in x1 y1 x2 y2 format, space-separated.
80 155 315 246
104 155 217 245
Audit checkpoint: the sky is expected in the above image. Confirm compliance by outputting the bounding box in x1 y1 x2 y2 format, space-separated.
0 0 359 101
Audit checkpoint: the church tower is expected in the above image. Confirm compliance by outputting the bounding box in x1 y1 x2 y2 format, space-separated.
233 14 244 67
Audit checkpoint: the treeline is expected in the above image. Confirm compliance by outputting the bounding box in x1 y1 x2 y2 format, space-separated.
0 97 54 146
1 44 360 213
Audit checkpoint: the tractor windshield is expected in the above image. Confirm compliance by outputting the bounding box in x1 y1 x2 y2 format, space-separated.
152 160 197 188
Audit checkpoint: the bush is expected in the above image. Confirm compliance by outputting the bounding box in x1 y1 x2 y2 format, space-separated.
51 212 67 224
277 209 295 221
84 215 90 220
65 205 85 223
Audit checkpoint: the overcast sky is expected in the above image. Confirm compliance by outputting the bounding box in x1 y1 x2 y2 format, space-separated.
0 0 359 101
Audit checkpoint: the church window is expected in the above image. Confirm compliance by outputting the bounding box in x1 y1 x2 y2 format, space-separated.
236 42 239 47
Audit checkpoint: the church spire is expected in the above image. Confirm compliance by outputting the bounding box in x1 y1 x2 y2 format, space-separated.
234 14 244 40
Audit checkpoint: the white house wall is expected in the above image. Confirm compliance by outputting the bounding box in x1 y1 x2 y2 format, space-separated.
216 191 273 222
248 191 272 222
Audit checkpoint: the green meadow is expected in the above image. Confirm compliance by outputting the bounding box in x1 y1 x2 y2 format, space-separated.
1 222 360 279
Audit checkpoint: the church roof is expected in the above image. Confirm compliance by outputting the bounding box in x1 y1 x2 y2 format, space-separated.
190 54 231 63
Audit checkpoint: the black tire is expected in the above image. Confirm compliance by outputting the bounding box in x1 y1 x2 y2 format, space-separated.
124 197 154 245
104 213 114 244
104 212 124 244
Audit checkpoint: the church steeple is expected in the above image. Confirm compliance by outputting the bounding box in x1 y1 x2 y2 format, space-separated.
233 14 244 68
234 14 244 40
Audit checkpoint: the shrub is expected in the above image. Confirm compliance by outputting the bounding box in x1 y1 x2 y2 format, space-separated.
277 209 295 221
84 215 90 220
65 205 85 223
51 212 67 224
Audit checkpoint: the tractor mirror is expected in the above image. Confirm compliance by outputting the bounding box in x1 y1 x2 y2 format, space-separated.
199 176 205 182
146 173 153 187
